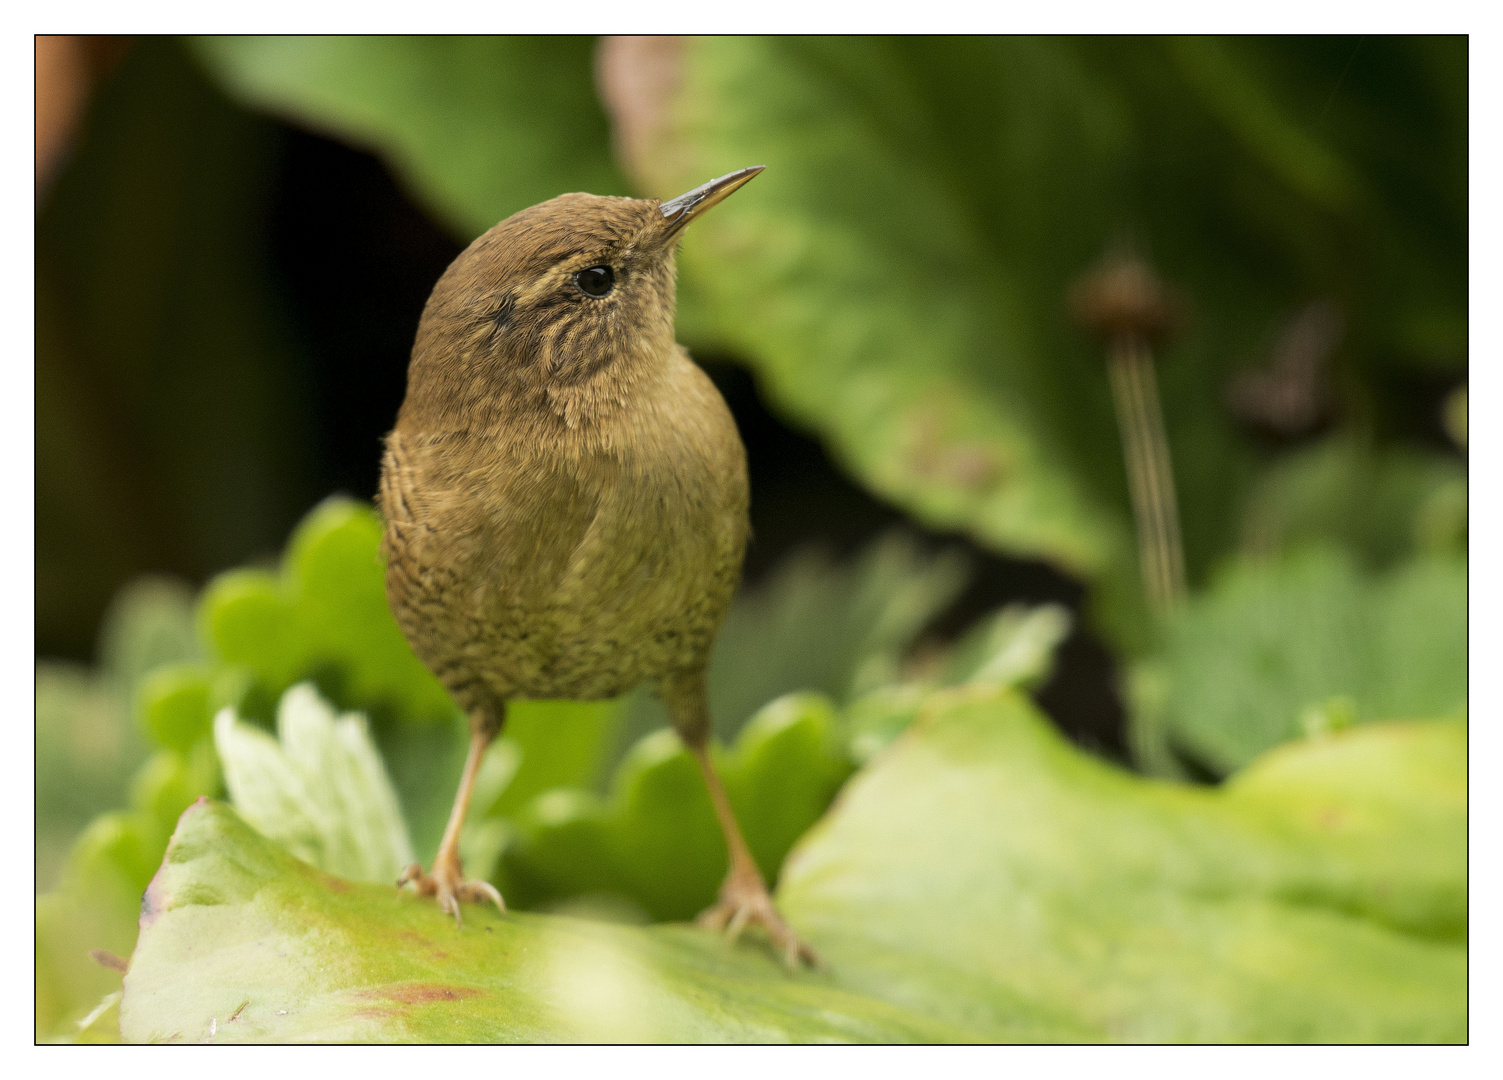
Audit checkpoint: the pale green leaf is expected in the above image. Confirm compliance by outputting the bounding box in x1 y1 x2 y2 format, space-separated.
215 684 416 883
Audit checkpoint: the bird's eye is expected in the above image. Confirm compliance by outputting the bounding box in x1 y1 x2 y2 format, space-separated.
573 265 615 298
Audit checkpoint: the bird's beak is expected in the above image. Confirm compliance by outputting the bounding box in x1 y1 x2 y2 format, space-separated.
659 166 765 239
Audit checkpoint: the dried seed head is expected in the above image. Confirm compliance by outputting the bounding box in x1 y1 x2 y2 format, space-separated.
1071 248 1180 349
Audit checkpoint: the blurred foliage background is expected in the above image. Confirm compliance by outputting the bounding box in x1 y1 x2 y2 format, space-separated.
35 35 1466 1042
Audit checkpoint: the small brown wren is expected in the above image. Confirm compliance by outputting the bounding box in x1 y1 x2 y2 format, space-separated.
378 167 816 967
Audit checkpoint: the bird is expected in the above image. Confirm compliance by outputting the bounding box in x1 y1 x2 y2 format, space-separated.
377 167 816 968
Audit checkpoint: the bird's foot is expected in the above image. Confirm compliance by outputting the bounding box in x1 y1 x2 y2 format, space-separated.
397 853 505 928
697 866 819 971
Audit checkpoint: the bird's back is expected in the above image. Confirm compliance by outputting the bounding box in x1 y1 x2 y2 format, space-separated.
380 347 747 712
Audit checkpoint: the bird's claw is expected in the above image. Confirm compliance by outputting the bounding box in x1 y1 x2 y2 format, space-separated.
697 871 819 971
398 859 505 928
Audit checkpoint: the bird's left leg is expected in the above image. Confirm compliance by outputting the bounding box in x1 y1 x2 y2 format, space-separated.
397 703 506 927
662 671 819 970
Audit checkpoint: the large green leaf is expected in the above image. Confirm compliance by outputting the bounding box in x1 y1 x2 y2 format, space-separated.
123 800 962 1043
609 36 1466 649
191 36 627 239
780 690 1464 1042
121 690 1463 1042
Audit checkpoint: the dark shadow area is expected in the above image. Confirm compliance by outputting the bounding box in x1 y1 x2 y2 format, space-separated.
267 126 466 504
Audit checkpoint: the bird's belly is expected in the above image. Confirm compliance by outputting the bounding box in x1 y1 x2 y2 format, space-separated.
495 521 731 700
388 449 743 707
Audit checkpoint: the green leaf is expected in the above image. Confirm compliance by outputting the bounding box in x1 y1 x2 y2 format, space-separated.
777 690 1463 1042
610 36 1465 649
843 600 1072 765
120 691 1463 1042
1146 547 1466 776
98 576 206 690
36 808 163 1042
137 664 214 753
487 699 620 817
214 684 417 884
128 743 220 829
36 663 145 893
725 694 853 882
938 602 1072 689
504 693 854 920
123 800 963 1043
191 36 627 239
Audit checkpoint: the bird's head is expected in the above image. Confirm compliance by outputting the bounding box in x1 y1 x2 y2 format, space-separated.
402 167 763 429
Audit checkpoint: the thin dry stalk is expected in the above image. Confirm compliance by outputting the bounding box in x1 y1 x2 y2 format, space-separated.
1106 337 1185 611
1072 248 1187 615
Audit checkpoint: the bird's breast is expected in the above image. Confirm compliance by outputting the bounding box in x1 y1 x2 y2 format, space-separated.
380 349 748 703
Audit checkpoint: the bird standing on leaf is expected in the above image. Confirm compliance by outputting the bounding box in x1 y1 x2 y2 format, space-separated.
378 167 816 968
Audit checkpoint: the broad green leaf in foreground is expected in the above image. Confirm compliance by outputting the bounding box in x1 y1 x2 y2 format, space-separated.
781 690 1464 1043
122 689 1463 1043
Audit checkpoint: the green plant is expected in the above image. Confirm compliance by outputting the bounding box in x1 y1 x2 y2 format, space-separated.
122 689 1464 1042
38 36 1467 1044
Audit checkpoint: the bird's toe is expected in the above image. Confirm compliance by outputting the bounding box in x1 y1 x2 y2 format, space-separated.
397 858 505 929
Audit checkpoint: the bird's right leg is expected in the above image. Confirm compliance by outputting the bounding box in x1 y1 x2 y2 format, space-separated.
397 703 506 927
